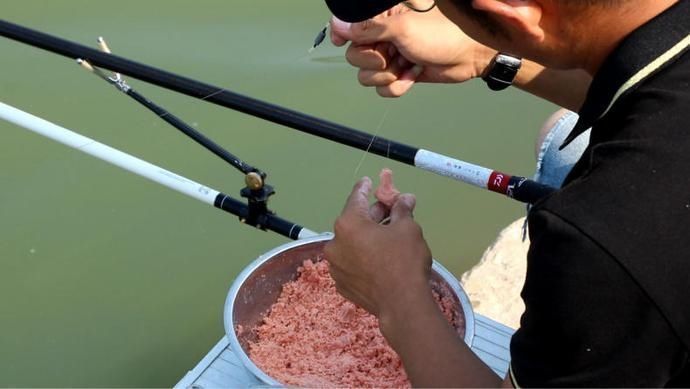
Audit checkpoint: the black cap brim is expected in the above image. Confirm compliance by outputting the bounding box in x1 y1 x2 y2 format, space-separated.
325 0 405 22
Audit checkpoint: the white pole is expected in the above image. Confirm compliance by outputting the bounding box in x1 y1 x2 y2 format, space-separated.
0 101 319 240
0 101 221 205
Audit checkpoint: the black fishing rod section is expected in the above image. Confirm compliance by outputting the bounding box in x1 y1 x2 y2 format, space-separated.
0 19 417 165
0 19 556 204
125 88 261 176
125 85 281 232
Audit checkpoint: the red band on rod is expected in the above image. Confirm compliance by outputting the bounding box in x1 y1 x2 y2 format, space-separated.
488 171 512 194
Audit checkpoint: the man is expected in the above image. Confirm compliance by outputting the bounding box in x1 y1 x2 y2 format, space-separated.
322 0 690 386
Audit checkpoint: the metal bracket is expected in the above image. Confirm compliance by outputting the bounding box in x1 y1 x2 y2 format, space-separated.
78 36 279 231
239 182 275 230
77 37 131 92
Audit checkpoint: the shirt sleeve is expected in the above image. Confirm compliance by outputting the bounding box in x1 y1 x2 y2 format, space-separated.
509 209 686 387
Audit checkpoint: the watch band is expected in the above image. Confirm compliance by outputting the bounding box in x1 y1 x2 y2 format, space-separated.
482 53 522 91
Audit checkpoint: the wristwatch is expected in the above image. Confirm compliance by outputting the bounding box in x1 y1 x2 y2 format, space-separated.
482 53 522 91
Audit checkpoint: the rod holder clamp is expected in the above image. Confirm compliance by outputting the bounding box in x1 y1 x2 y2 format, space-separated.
240 184 275 230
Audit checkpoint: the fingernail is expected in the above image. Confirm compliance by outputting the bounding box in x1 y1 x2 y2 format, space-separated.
358 176 372 191
401 193 416 207
331 16 352 33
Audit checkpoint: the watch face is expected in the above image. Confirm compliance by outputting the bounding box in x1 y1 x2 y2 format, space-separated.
494 64 519 79
495 54 522 68
484 54 522 91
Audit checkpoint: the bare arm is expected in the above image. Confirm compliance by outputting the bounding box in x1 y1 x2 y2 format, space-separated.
331 9 591 111
325 178 513 387
515 61 591 111
378 284 507 387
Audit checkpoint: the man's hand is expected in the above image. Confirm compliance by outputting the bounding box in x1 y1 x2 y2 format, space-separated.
324 177 433 320
329 3 496 97
324 177 506 387
329 4 591 109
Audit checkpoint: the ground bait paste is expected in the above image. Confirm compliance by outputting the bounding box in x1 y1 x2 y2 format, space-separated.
248 259 464 388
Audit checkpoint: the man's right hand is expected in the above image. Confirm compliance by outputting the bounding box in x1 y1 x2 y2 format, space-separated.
329 3 496 97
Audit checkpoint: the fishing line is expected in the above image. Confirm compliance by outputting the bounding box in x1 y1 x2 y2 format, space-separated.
0 19 557 204
200 89 226 101
352 106 391 179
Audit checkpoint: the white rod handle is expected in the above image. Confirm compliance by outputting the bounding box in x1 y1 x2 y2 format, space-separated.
415 149 493 189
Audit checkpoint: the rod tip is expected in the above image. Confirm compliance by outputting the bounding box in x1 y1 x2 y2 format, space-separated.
76 58 95 72
97 36 112 54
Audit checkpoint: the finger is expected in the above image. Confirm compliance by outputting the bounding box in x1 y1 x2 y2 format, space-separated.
330 16 352 46
376 64 424 97
331 28 348 47
389 193 416 223
356 52 404 85
346 43 389 71
341 177 373 217
359 70 398 87
358 53 414 87
369 201 389 223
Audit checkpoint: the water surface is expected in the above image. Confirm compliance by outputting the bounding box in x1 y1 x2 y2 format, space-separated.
0 1 555 385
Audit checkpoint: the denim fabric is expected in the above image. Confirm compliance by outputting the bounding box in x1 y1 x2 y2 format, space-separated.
534 111 590 188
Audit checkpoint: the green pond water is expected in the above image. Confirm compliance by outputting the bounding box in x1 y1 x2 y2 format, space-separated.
0 0 556 386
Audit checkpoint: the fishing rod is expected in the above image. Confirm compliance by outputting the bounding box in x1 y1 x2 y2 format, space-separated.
76 38 275 227
82 37 263 179
0 101 317 241
0 19 556 204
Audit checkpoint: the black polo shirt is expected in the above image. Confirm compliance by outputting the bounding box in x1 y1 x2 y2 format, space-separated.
510 1 690 386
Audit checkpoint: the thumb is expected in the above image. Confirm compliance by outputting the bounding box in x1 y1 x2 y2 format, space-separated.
389 194 416 223
341 177 374 217
330 16 352 46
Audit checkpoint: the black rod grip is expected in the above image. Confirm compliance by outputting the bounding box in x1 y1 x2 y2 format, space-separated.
213 193 304 240
508 177 557 204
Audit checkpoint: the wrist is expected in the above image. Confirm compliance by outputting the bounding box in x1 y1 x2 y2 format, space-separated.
473 45 498 80
378 281 436 341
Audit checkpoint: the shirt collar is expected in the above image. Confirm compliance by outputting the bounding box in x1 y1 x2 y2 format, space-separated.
560 0 690 149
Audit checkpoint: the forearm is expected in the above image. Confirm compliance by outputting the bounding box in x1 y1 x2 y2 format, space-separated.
514 61 591 111
473 45 591 111
379 285 501 387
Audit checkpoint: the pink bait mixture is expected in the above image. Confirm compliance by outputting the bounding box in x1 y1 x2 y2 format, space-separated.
375 168 401 208
248 259 463 388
